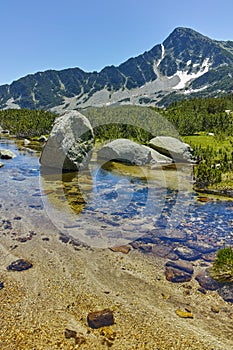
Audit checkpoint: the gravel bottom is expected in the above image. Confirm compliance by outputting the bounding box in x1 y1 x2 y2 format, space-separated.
0 215 233 350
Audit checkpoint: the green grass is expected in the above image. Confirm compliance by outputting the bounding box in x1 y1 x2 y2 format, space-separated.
83 105 179 144
183 133 233 154
210 247 233 282
0 109 57 138
182 133 233 189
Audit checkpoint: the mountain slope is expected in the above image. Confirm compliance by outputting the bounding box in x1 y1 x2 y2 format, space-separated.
1 27 233 111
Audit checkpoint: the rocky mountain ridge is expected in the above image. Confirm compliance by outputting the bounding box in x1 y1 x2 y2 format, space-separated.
0 27 233 111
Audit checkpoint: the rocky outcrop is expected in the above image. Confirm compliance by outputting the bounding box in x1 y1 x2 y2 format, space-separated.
149 136 195 163
40 110 94 171
97 138 152 165
1 28 233 111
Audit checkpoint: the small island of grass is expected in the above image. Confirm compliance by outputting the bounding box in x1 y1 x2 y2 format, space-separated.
210 247 233 282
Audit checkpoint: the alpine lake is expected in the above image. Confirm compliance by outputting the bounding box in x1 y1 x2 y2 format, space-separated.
1 135 233 349
1 135 233 253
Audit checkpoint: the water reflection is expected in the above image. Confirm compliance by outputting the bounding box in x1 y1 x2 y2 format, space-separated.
1 136 233 250
40 157 196 247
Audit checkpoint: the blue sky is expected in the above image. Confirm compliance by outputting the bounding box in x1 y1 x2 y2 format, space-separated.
0 0 232 85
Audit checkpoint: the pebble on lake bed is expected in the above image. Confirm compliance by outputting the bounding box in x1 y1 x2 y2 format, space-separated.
195 270 220 291
175 308 194 318
7 259 33 271
87 309 114 329
64 329 86 345
218 284 233 303
165 266 193 283
211 305 220 313
64 329 77 339
110 245 131 254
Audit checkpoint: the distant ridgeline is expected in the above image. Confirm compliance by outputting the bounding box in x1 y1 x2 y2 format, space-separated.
0 27 233 111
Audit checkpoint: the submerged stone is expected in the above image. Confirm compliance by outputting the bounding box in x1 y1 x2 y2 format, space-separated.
151 228 187 242
166 260 194 274
174 246 201 261
197 197 213 203
151 244 172 258
87 309 114 329
12 176 26 181
165 266 192 283
211 305 220 313
202 251 217 262
110 245 131 254
0 149 16 159
186 241 215 254
138 244 153 253
7 259 33 271
195 270 220 291
64 329 77 339
175 308 194 318
218 284 233 303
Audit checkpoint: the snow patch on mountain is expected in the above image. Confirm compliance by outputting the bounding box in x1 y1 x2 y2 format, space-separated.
4 98 20 110
157 44 165 67
172 58 211 89
183 85 208 95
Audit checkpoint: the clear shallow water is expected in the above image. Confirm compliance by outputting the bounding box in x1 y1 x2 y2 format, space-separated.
1 136 233 250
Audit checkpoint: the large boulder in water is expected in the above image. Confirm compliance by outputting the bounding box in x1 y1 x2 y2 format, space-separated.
97 138 152 165
40 110 94 171
149 136 195 163
142 146 173 165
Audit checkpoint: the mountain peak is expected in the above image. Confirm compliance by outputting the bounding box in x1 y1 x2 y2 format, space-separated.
171 27 201 35
163 27 211 46
0 27 233 111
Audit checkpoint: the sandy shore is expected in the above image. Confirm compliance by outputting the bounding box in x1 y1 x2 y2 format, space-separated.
0 207 233 350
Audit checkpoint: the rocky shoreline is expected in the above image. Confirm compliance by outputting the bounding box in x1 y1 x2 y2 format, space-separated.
195 186 233 199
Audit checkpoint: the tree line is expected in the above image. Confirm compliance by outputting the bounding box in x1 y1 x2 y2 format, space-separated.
1 93 233 188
